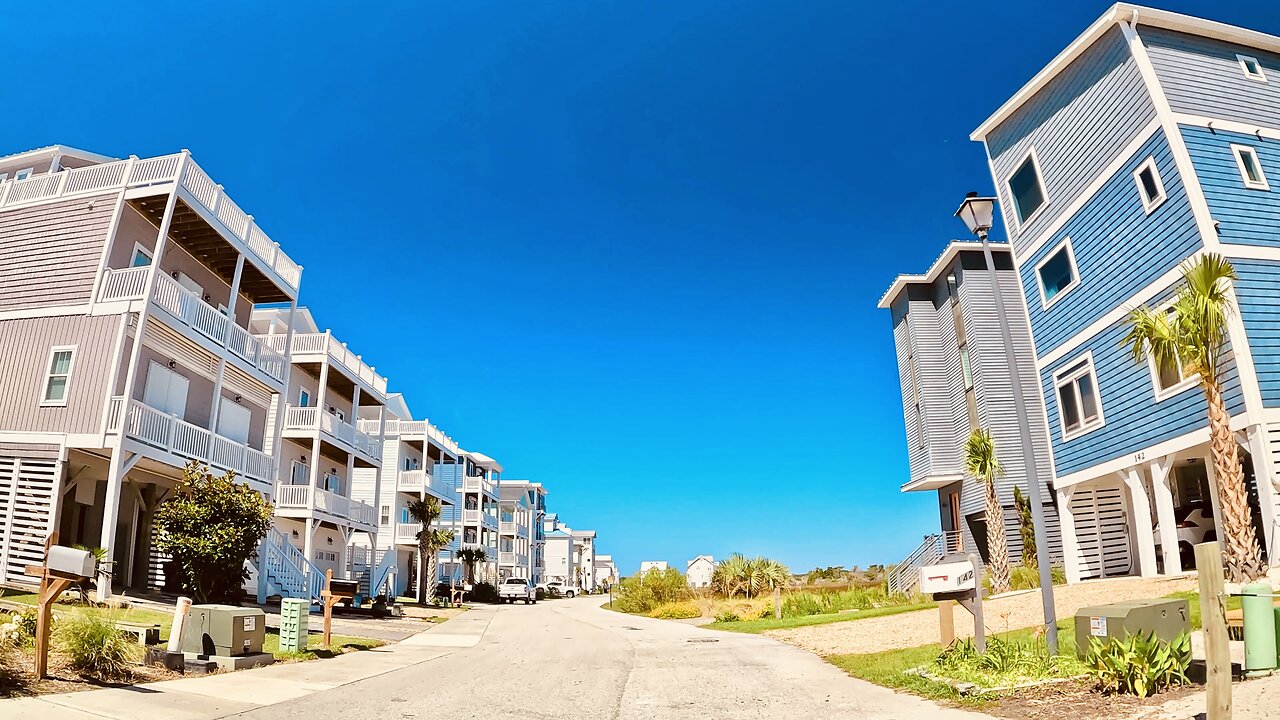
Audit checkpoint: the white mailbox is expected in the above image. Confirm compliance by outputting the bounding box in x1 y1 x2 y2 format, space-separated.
46 545 96 579
919 560 977 595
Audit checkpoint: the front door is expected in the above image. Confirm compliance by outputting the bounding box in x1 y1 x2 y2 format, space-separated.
947 492 963 552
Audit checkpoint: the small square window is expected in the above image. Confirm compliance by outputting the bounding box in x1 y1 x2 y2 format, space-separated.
1238 54 1267 82
1007 150 1048 225
130 243 153 268
1232 144 1270 190
1054 354 1104 439
14 168 33 181
1146 307 1197 400
41 347 75 406
1132 157 1167 213
1035 240 1079 307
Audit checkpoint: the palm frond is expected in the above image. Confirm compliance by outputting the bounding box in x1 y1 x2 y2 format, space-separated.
964 428 1001 488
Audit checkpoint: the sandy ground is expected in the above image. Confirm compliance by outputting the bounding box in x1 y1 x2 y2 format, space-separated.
766 575 1198 656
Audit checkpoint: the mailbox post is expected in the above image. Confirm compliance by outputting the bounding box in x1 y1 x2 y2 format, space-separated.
24 533 95 678
920 554 985 652
320 569 357 646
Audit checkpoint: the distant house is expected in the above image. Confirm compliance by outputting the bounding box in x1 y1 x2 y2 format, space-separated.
686 555 715 588
638 560 668 574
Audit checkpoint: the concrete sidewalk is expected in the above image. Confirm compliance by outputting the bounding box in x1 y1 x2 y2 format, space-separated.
0 605 496 720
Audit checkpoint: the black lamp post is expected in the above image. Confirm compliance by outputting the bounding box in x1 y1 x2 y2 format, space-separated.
955 192 1060 655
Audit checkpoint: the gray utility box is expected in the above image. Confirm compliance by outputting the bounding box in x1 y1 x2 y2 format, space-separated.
1074 598 1190 659
181 605 266 657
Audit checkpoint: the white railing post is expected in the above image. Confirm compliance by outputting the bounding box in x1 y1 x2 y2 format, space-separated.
166 413 178 453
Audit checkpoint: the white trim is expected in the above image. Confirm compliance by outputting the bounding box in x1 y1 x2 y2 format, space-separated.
39 346 77 407
130 242 153 267
1005 119 1162 263
1034 237 1081 309
14 168 34 181
1052 351 1105 441
1007 146 1051 230
1132 156 1167 214
1231 143 1270 190
1237 53 1268 82
877 241 998 308
1175 113 1280 141
1148 355 1198 403
0 173 8 182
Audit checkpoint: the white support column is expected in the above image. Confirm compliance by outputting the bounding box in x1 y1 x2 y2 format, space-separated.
1247 426 1279 563
1121 468 1158 578
309 358 330 492
302 518 315 574
1149 456 1181 575
1056 486 1083 585
1204 454 1227 544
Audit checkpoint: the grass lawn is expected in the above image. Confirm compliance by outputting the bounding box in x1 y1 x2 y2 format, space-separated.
827 620 1083 708
264 629 383 660
1165 589 1239 629
706 602 935 633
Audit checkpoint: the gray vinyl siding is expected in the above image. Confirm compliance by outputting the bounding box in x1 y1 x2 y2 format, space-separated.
0 314 121 435
958 260 1054 508
891 304 930 480
985 27 1157 257
1142 26 1280 129
0 194 117 310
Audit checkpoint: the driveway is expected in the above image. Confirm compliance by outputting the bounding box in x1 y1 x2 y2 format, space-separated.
234 597 986 719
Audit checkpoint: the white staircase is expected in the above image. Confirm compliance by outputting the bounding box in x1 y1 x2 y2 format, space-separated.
258 527 324 606
349 547 401 600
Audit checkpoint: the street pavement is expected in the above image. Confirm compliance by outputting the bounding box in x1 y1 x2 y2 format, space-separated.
1 597 987 719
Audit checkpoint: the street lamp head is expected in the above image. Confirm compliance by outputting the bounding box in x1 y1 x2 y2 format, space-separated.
955 192 997 237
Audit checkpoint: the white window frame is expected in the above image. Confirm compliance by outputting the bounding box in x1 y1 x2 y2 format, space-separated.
1053 351 1105 441
131 242 153 267
1231 144 1270 190
0 173 8 182
1034 238 1081 309
14 168 33 181
1238 53 1268 82
1132 157 1167 214
1006 146 1050 229
1144 305 1198 402
298 387 311 407
40 346 77 407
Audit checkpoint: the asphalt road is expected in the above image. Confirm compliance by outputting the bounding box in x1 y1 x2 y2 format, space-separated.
232 597 984 720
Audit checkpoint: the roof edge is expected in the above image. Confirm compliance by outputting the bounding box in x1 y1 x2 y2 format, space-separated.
876 240 1006 310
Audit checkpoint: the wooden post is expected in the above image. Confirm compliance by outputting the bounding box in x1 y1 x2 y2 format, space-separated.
320 568 336 646
26 533 76 679
1196 541 1231 720
773 586 781 620
939 600 955 646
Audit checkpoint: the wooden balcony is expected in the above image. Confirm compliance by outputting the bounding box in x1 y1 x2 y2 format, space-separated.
111 397 274 483
274 483 377 531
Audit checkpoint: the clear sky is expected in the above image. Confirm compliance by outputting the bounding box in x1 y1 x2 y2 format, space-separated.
4 1 1275 576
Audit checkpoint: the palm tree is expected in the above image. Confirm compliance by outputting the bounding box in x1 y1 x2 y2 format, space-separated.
1122 253 1264 582
456 547 487 584
407 497 455 601
712 554 789 598
966 427 1011 594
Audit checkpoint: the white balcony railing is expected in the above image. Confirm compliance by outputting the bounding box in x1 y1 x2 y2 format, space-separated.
500 521 517 535
274 483 377 529
116 398 273 482
124 271 287 382
499 551 517 566
260 332 387 395
397 469 432 493
462 476 496 496
463 509 482 524
281 405 381 459
98 266 150 302
0 154 301 290
395 522 422 544
358 418 460 456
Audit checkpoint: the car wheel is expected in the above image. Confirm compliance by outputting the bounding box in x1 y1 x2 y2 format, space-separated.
525 598 532 605
1180 542 1196 571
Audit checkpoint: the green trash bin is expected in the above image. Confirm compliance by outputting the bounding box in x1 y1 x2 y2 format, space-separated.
1242 582 1277 674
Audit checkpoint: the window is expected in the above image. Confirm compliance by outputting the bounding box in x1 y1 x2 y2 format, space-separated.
960 346 974 391
1054 354 1104 439
1232 144 1270 190
130 243 153 267
0 173 8 182
380 505 391 526
1238 54 1267 82
1035 240 1079 307
1133 157 1167 213
1007 150 1048 225
40 347 75 406
1146 308 1197 400
14 168 33 181
298 388 311 407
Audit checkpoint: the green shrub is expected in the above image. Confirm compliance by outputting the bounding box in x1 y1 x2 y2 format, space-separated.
933 635 1083 688
780 587 916 618
612 568 692 614
649 602 701 619
713 611 741 623
57 612 140 681
1086 632 1190 697
984 565 1068 593
468 582 499 603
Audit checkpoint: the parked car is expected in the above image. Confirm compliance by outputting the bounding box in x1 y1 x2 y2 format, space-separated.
542 581 577 598
499 578 536 604
1176 501 1216 568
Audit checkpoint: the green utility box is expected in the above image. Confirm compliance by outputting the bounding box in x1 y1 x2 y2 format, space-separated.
279 598 310 654
1073 598 1190 660
181 605 267 657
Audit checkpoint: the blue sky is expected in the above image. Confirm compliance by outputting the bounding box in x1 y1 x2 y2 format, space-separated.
5 1 1276 575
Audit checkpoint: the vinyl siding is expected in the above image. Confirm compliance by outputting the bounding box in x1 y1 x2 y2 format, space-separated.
1182 124 1280 248
1142 26 1280 129
891 302 930 480
986 27 1157 257
0 314 121 435
1042 310 1246 477
1019 129 1203 357
1231 257 1280 407
0 194 117 310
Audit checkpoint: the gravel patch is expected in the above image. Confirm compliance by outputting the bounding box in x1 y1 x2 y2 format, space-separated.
766 575 1197 656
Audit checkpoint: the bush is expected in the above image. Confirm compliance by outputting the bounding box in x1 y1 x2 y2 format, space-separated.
535 587 546 600
612 568 692 614
1086 632 1190 697
649 602 701 619
780 587 916 619
57 612 140 681
985 565 1068 593
932 635 1083 688
713 611 741 623
468 582 499 603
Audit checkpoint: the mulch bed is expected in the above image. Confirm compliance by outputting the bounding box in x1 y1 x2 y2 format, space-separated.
983 679 1200 720
0 648 180 698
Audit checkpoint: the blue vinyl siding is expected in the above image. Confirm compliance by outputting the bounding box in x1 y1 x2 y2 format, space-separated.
1042 314 1245 477
986 27 1156 256
1018 129 1202 358
1232 258 1280 407
1183 124 1280 248
1143 26 1280 130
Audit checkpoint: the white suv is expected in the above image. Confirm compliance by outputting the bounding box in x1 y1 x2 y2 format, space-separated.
541 581 577 598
